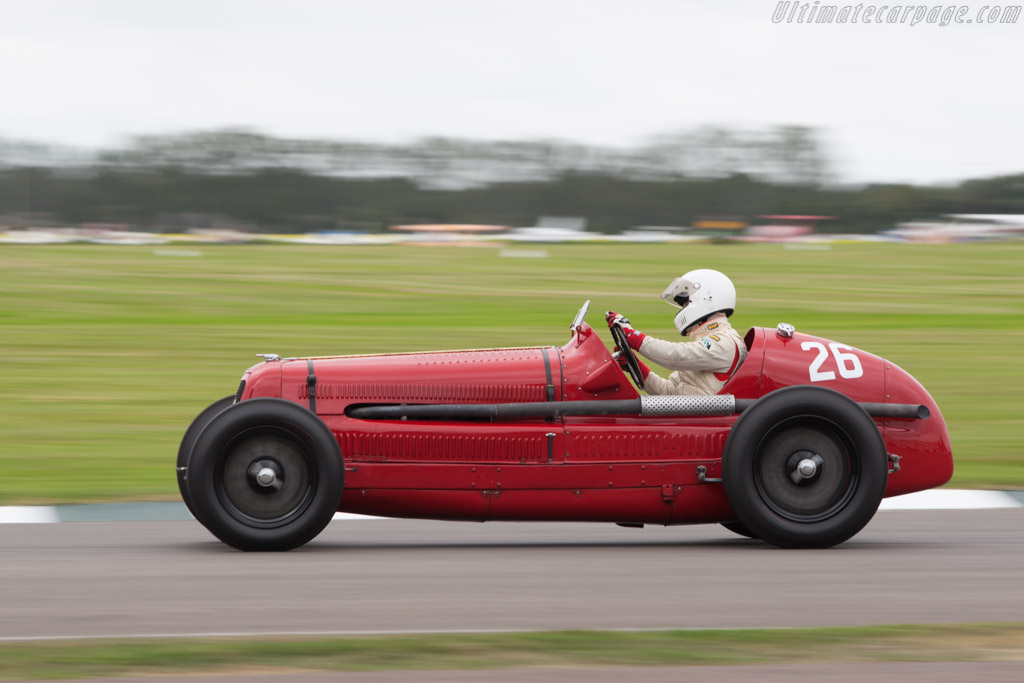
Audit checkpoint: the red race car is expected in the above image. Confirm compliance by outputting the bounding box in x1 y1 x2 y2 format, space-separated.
177 301 952 551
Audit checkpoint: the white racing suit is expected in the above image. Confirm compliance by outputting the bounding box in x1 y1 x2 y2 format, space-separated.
638 315 747 396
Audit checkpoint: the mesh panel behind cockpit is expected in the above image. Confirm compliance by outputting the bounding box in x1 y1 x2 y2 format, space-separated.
640 394 736 417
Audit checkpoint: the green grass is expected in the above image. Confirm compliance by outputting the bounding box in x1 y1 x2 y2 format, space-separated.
2 624 1023 679
1 241 1022 503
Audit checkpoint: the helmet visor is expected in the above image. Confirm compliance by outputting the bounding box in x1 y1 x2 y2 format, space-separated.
661 276 698 309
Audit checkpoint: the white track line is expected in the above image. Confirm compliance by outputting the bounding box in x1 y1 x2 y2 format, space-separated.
879 489 1021 510
0 506 59 524
332 512 386 521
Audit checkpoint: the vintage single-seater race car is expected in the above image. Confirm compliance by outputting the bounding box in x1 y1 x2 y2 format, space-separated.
177 301 952 551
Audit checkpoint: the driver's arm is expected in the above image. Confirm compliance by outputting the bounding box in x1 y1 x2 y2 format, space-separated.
615 353 679 395
638 335 737 373
641 369 680 395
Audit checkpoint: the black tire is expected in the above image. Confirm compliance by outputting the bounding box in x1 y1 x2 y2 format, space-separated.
177 396 236 520
722 386 887 549
186 398 344 551
719 520 759 539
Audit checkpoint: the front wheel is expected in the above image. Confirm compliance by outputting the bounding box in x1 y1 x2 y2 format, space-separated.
722 386 888 549
186 398 344 551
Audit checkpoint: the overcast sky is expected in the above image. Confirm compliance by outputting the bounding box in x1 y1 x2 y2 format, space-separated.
1 0 1020 184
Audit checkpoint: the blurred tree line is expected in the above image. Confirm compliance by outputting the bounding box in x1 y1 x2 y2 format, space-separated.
1 126 1022 233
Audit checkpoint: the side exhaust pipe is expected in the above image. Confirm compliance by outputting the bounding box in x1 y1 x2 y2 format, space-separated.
346 395 928 421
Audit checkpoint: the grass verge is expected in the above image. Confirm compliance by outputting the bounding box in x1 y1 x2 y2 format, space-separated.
2 624 1023 679
2 241 1023 502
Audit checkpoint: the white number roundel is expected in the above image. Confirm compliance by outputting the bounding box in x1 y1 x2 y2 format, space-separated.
800 342 864 382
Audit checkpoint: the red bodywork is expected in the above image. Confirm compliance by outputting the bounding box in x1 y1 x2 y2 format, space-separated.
236 323 952 525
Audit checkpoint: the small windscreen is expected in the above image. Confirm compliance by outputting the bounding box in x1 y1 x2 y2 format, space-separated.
661 277 695 308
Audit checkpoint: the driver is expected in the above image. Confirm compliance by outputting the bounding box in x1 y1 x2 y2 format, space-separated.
606 269 747 396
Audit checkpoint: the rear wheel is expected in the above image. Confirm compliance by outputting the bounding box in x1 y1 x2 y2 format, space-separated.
186 398 344 551
722 386 887 549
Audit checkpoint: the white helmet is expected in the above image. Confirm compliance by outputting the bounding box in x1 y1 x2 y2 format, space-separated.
661 269 737 336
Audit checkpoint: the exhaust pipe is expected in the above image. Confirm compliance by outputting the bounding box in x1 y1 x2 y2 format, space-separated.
346 395 928 421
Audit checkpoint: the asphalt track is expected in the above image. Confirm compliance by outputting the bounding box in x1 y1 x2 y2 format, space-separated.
40 663 1024 683
2 508 1023 642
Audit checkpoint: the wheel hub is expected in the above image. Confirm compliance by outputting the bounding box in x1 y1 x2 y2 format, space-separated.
787 450 824 485
255 466 278 488
248 459 283 490
754 423 855 522
219 433 313 524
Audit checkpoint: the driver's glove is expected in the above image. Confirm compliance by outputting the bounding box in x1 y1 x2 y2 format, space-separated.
615 348 651 382
605 311 646 350
605 311 630 328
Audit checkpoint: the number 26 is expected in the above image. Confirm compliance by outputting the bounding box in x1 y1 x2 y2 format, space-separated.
800 342 864 382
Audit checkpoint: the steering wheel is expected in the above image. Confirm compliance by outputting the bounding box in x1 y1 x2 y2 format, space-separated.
609 324 645 388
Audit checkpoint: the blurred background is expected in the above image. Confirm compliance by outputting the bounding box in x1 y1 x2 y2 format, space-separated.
1 0 1022 503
